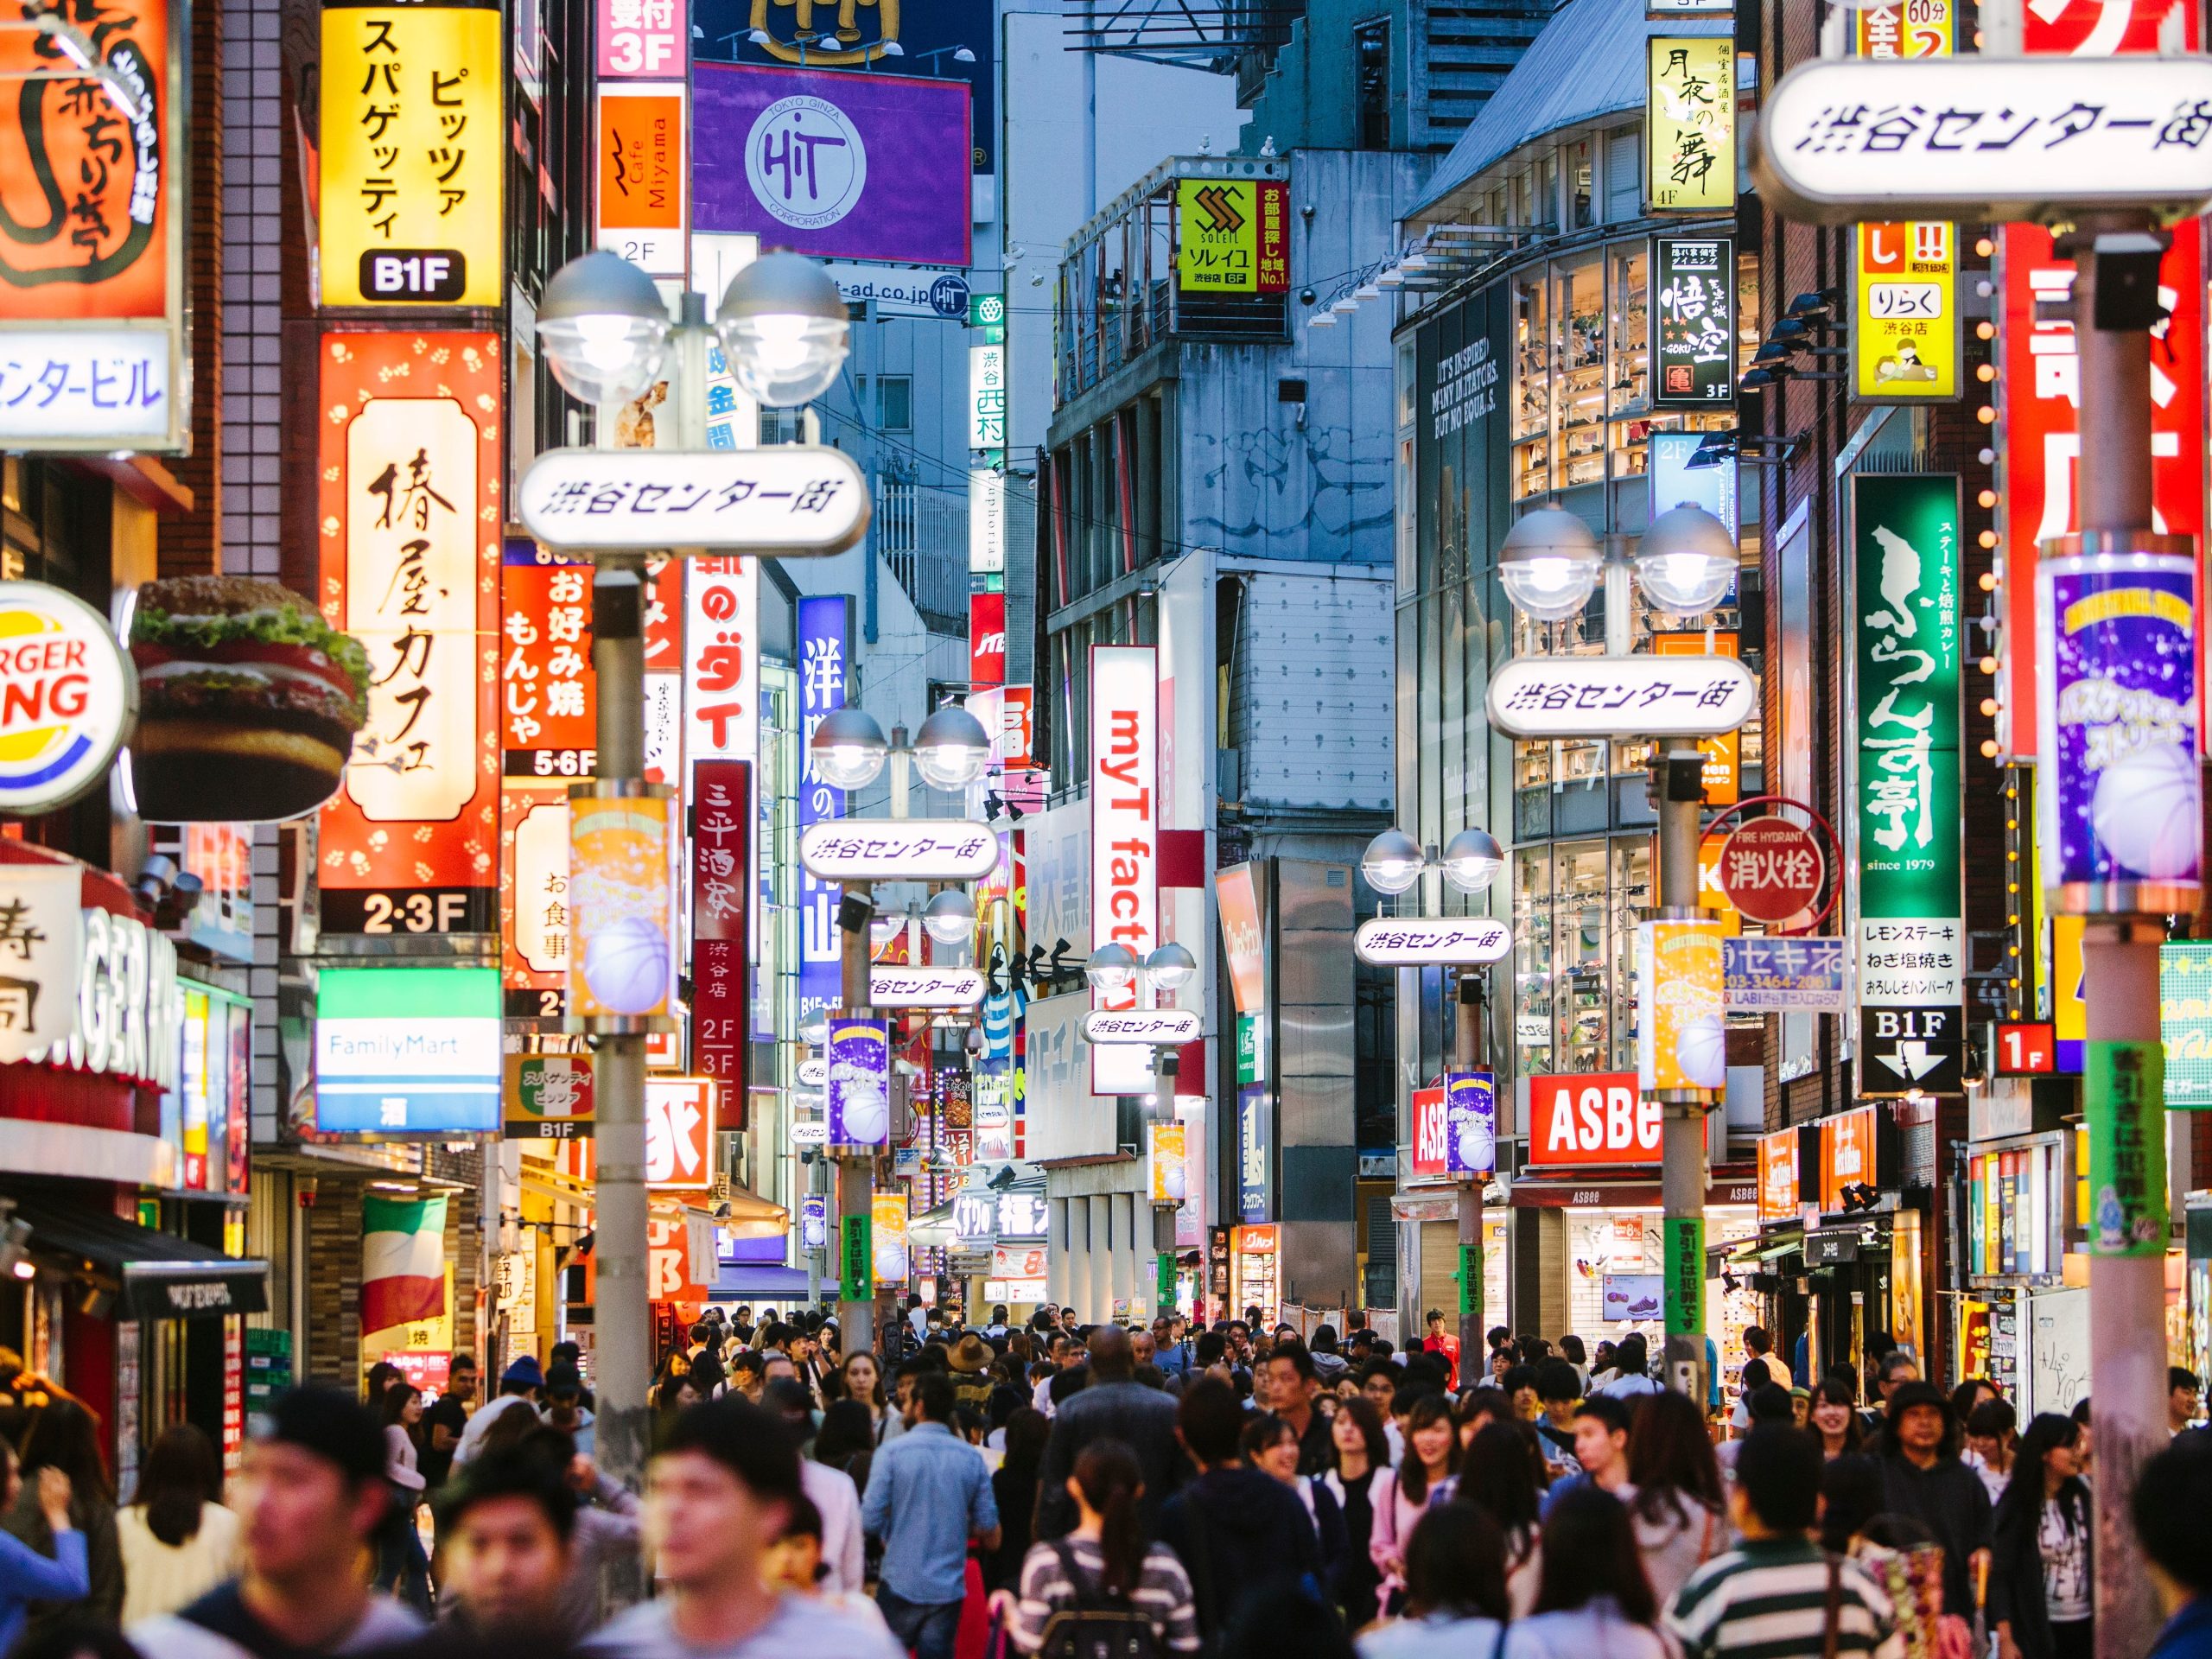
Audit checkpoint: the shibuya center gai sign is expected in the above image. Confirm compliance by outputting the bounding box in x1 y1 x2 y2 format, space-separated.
518 448 868 553
799 820 1000 880
1486 656 1758 738
1753 55 2212 223
1354 918 1512 965
1083 1009 1203 1046
869 967 988 1009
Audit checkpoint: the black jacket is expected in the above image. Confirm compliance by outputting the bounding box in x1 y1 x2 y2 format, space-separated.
1158 1467 1325 1643
1033 1378 1188 1540
1878 1452 1994 1618
1990 1481 2093 1659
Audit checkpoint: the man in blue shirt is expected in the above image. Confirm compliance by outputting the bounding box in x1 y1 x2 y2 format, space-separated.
861 1370 1001 1659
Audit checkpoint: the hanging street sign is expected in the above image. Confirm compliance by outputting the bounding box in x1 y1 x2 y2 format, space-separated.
1083 1009 1204 1046
870 967 988 1008
1354 918 1513 966
1486 655 1758 739
518 446 870 554
1715 818 1827 924
1753 55 2212 224
1723 937 1849 1012
799 820 1001 880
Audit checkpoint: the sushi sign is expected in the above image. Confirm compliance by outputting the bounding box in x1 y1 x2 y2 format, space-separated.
1527 1072 1662 1166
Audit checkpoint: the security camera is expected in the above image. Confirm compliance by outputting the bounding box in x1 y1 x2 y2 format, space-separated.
1300 288 1316 306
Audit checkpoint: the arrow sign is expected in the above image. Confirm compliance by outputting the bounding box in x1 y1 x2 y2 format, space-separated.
518 445 871 555
801 819 1001 880
870 967 988 1008
1486 656 1758 740
1354 918 1513 966
1874 1040 1942 1081
1083 1008 1203 1046
1753 55 2212 226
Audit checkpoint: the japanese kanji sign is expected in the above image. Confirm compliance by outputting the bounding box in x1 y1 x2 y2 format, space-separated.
0 864 82 1064
499 782 569 1016
1082 1009 1203 1046
1715 817 1826 924
1174 178 1289 294
691 760 752 1091
316 332 500 937
595 82 687 278
799 820 1001 880
518 447 868 553
1652 236 1735 407
645 1076 716 1190
1352 918 1513 966
502 1053 594 1139
872 967 988 1009
1484 655 1758 738
1754 55 2212 223
1855 0 1951 57
1853 474 1964 1093
797 595 849 1027
1854 220 1959 402
2158 941 2212 1108
1647 36 1737 213
969 340 1005 454
683 556 758 773
500 543 597 778
319 0 504 306
1723 937 1848 1012
599 0 684 75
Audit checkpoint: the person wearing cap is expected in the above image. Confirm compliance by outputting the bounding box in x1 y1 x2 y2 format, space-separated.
131 1386 427 1659
948 1335 995 1418
541 1362 596 1458
452 1356 545 1471
1877 1379 1993 1620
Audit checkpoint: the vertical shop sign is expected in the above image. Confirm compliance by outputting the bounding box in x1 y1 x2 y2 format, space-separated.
1758 1128 1799 1220
839 1211 871 1300
2160 941 2212 1107
969 470 1006 575
1663 1217 1703 1338
969 338 1007 455
1444 1069 1497 1177
1411 1086 1449 1179
569 791 676 1021
691 760 752 1090
1852 0 1956 404
683 556 759 771
2021 0 2196 54
500 786 569 1018
969 592 1007 687
2087 1040 2166 1253
1853 474 1966 1094
596 83 688 277
500 543 597 778
599 0 684 74
319 0 504 306
797 597 849 1026
0 0 186 450
1646 38 1736 213
1651 237 1736 407
1236 1082 1272 1222
1090 645 1159 1095
316 332 500 936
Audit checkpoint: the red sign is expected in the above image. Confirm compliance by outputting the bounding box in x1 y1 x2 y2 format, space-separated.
1001 685 1034 769
690 760 751 1107
1758 1129 1800 1223
500 544 598 775
646 1204 713 1302
969 593 1007 688
1998 224 2204 758
2022 0 2197 54
1527 1073 1658 1166
645 1077 717 1191
1716 818 1825 925
1818 1106 1879 1213
1256 181 1290 293
1411 1087 1448 1179
1997 1022 2056 1075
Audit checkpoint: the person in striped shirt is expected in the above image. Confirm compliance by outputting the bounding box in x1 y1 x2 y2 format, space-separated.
998 1439 1201 1655
1667 1428 1904 1659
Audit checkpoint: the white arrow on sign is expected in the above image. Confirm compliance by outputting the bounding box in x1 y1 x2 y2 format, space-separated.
1875 1040 1944 1081
800 819 1001 880
1753 55 2212 225
1354 918 1513 966
518 445 870 555
1082 1008 1204 1046
1486 655 1758 740
871 966 988 1008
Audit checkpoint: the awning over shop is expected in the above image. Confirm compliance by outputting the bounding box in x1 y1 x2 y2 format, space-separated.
710 1263 813 1299
11 1196 268 1321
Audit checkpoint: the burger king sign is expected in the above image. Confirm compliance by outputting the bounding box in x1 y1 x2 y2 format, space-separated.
0 583 136 816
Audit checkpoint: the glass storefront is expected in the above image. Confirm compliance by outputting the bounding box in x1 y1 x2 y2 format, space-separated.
1513 837 1650 1072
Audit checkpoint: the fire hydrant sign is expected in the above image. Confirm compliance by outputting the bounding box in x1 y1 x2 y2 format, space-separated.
518 447 870 554
1716 818 1826 924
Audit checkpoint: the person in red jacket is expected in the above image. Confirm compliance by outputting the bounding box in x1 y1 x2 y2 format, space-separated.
1419 1310 1460 1389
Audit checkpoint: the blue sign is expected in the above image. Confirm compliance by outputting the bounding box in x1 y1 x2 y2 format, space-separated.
1236 1083 1272 1224
1723 937 1848 1012
798 596 850 1025
1445 1069 1497 1177
312 967 502 1135
801 1193 829 1253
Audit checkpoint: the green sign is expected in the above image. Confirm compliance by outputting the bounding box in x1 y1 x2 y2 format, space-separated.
1156 1252 1176 1305
2160 942 2212 1108
839 1214 873 1301
2087 1039 2168 1255
1664 1216 1705 1338
969 292 1005 343
1236 1014 1267 1085
1457 1242 1481 1321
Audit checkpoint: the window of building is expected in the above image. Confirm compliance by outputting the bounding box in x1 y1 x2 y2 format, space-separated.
1553 254 1605 491
1605 129 1642 220
876 374 912 431
1513 847 1554 1073
1356 22 1390 150
1567 138 1593 230
1605 242 1651 479
1511 275 1550 499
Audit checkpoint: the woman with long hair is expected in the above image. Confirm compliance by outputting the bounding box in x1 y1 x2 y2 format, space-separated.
1508 1486 1671 1659
1455 1421 1544 1617
372 1382 431 1612
1369 1395 1458 1612
1813 1378 1867 1459
840 1351 892 1443
987 1408 1051 1592
996 1438 1199 1654
1355 1503 1511 1659
117 1423 238 1624
2 1396 120 1637
1321 1396 1389 1629
1624 1389 1725 1607
1992 1413 2093 1659
1454 1386 1514 1451
1245 1417 1349 1585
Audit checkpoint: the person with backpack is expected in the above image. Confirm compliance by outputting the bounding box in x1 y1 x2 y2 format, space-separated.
996 1439 1199 1656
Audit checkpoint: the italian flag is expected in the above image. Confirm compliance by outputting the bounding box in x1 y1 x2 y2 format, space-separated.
361 1195 448 1337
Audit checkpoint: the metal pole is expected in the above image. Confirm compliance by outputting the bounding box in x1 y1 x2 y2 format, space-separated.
1655 740 1710 1405
837 877 876 1358
2071 218 2167 1659
588 560 649 1601
1454 973 1484 1369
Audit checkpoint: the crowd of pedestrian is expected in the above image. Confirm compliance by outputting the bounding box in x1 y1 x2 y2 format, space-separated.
0 1317 2207 1659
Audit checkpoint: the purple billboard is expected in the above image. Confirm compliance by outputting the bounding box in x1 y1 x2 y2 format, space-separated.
693 65 972 267
826 1017 891 1147
2036 546 2202 904
1445 1068 1496 1178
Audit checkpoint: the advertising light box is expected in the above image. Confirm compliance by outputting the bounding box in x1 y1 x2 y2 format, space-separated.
314 966 501 1135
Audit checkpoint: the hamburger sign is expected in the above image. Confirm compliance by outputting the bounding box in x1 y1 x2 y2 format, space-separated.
0 582 137 816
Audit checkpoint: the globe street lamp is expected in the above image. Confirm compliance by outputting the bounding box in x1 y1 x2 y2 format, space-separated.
1497 505 1604 623
715 252 851 407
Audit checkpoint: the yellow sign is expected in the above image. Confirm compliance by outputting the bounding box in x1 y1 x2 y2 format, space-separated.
2054 913 2086 1055
1854 0 1952 60
1147 1120 1189 1205
1637 918 1729 1092
1647 38 1736 213
319 1 504 307
1654 633 1743 804
872 1192 911 1286
1850 1 1955 404
1174 179 1287 295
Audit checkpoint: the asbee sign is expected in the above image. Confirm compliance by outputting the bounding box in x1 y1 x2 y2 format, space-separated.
1528 1072 1662 1166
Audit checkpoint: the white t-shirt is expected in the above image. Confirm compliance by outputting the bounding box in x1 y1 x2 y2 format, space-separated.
585 1590 905 1659
800 1459 866 1596
449 1392 539 1468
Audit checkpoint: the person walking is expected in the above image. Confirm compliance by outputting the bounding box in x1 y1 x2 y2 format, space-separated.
987 1408 1050 1592
1595 1333 1662 1400
117 1424 241 1625
374 1381 432 1613
1156 1377 1322 1646
417 1357 475 1493
1666 1428 1900 1659
1320 1397 1389 1629
1626 1390 1726 1608
1508 1485 1675 1659
0 1442 86 1654
1991 1414 2093 1659
1260 1341 1337 1477
1456 1421 1545 1618
995 1439 1200 1654
761 1378 864 1595
1034 1326 1185 1541
1814 1381 1868 1460
451 1357 544 1470
1875 1382 1993 1624
131 1387 427 1659
1417 1312 1459 1390
1966 1399 2019 1503
2135 1433 2212 1659
1244 1417 1348 1585
423 1433 581 1640
1354 1505 1511 1659
1369 1394 1457 1614
2 1397 120 1637
861 1371 1002 1659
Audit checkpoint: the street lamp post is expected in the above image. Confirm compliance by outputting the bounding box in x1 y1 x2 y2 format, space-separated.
1082 942 1198 1317
533 250 851 1546
1494 500 1740 1404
